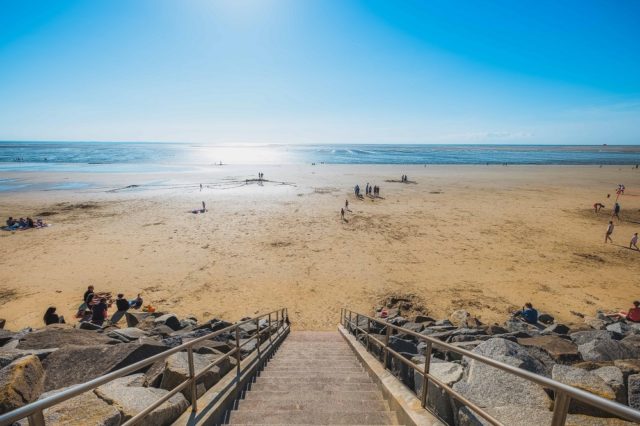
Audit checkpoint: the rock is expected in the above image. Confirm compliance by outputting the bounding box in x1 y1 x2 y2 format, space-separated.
37 386 121 426
504 319 541 334
401 322 425 333
0 348 57 369
193 319 232 332
483 324 509 335
161 336 183 348
0 355 45 413
584 317 610 330
458 405 553 426
517 335 581 362
449 310 470 327
154 314 182 331
387 316 407 326
606 322 631 335
0 330 15 347
107 328 148 342
160 352 231 402
190 340 233 355
542 323 571 335
571 330 620 345
17 327 120 349
414 360 463 425
628 374 640 410
42 342 167 391
593 366 626 404
78 321 102 331
578 336 639 362
414 315 435 323
552 364 617 416
0 320 4 329
388 336 418 356
452 338 549 410
149 325 175 337
95 374 188 426
622 334 640 350
537 313 555 325
613 359 640 379
465 316 483 328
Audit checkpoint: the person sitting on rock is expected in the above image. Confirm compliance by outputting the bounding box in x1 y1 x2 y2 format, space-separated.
513 302 538 324
607 301 640 323
43 307 65 325
91 297 108 326
110 293 130 324
129 293 143 309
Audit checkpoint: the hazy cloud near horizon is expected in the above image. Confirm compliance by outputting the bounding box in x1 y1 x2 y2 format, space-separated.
0 1 639 144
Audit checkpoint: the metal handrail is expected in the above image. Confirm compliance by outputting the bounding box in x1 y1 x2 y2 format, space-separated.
340 308 640 426
0 308 289 426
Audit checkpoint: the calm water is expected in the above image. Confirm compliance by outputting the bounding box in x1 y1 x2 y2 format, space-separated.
2 142 640 171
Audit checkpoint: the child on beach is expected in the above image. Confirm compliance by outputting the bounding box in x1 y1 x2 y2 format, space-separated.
594 203 605 214
605 221 614 243
631 233 639 250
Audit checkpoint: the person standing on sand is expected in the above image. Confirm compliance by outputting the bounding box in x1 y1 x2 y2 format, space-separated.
202 201 206 212
340 208 345 220
605 221 614 243
200 184 202 191
345 199 349 210
630 233 639 250
614 202 621 221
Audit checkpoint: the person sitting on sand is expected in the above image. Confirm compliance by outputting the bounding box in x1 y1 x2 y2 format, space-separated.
129 293 143 309
18 218 27 228
631 233 639 251
6 217 15 227
513 302 538 324
594 203 605 214
91 297 108 326
607 301 640 323
43 307 65 325
110 293 130 324
605 221 614 243
26 217 34 228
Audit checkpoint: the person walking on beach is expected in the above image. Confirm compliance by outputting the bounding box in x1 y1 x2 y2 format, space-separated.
340 208 345 221
631 233 639 250
202 201 206 212
200 183 203 191
605 221 614 243
345 199 349 210
614 202 621 221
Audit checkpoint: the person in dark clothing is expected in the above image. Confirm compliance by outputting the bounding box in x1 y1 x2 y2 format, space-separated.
83 285 95 306
110 293 130 324
43 307 65 325
513 302 538 324
91 298 108 326
129 294 143 309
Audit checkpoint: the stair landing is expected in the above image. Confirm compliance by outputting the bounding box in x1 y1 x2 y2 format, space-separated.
226 331 400 425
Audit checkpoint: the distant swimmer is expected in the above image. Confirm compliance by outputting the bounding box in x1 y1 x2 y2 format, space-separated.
631 233 639 250
605 221 614 243
594 203 605 214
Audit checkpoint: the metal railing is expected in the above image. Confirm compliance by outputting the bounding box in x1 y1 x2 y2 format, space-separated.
0 308 289 426
341 308 640 426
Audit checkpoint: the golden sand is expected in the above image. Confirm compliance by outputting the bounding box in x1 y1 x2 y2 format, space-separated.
1 165 639 330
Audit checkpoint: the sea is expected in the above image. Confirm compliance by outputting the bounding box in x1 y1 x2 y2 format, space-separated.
2 142 640 172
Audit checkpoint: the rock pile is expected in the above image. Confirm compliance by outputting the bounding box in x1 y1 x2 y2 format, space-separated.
348 307 640 425
0 312 272 425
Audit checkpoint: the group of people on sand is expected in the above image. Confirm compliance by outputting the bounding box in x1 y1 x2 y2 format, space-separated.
366 183 380 196
4 216 46 230
512 300 640 325
401 174 409 182
595 184 639 249
41 285 146 326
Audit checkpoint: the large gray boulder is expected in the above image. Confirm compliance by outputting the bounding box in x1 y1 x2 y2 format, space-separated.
578 336 639 362
458 405 635 426
0 355 45 413
552 364 617 416
95 374 188 426
107 327 148 342
414 360 463 425
159 352 231 402
154 314 182 332
36 386 121 426
42 342 167 391
0 348 57 369
629 374 640 410
452 338 550 411
0 330 15 346
16 326 121 349
593 366 626 404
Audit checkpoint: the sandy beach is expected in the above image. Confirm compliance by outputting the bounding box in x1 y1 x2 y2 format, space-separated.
1 165 639 330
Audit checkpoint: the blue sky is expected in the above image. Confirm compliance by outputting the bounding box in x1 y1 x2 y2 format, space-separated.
0 0 639 144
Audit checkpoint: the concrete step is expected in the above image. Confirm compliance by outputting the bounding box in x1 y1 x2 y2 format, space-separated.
234 399 390 412
258 371 372 380
255 376 374 384
242 390 384 401
264 366 363 372
249 382 379 392
227 410 397 424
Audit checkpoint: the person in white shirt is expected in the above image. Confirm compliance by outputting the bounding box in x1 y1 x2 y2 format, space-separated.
605 221 614 243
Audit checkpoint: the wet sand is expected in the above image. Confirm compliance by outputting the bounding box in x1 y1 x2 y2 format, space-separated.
1 165 639 330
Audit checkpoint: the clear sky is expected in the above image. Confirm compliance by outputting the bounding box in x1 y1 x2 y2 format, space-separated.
0 0 639 144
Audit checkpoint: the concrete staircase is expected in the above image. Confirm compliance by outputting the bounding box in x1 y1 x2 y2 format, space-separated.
225 331 400 425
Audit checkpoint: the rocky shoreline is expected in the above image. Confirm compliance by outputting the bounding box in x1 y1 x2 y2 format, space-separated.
0 312 274 425
348 297 640 425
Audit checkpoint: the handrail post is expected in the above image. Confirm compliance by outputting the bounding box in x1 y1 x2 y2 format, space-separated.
27 410 45 426
355 314 360 340
268 313 272 343
551 391 570 426
187 346 197 412
421 341 432 408
366 318 371 352
256 318 262 358
235 327 241 377
383 322 391 369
